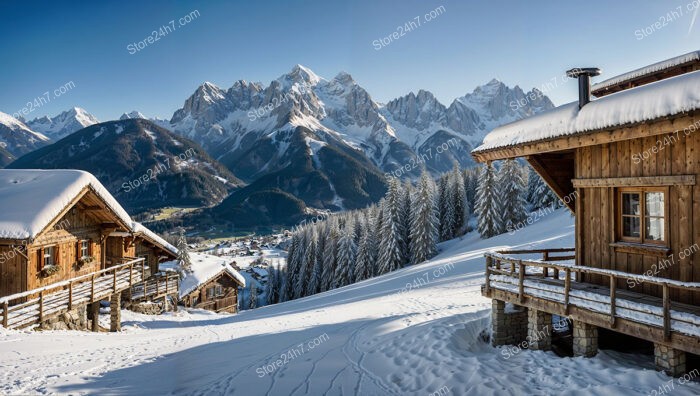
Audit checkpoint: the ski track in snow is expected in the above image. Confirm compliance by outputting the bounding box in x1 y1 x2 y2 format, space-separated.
1 209 699 395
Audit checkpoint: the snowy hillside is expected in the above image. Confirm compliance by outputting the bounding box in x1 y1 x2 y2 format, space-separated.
2 209 695 395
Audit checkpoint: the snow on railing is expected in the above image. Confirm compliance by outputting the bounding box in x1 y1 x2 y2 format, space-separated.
483 249 700 340
1 258 147 329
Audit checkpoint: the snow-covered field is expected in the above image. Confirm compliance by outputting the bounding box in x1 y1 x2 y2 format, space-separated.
1 209 698 395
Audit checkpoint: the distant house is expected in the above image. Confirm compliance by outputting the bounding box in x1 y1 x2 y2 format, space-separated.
163 253 245 313
472 51 700 376
0 169 177 331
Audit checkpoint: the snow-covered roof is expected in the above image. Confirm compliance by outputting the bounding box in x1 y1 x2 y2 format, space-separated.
473 70 700 155
132 221 178 256
592 50 700 94
0 169 133 240
161 252 246 299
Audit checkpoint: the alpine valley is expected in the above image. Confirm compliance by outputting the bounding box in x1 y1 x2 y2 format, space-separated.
4 65 554 230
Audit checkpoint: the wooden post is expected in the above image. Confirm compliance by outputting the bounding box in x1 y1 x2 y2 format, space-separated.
113 269 117 292
553 268 560 280
663 284 671 341
68 282 73 310
484 256 492 294
129 263 133 287
144 280 148 299
165 275 169 295
141 263 145 282
564 269 571 315
39 291 44 323
3 301 8 328
518 260 525 302
91 274 95 302
609 275 616 328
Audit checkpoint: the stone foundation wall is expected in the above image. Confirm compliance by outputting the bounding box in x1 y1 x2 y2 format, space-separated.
126 301 165 315
491 300 528 346
654 344 686 377
39 304 88 331
572 320 598 357
527 309 552 351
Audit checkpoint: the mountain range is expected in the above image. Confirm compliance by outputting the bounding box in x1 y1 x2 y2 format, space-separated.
1 65 554 228
8 119 240 213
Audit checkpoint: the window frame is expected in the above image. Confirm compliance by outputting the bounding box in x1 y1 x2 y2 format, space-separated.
617 187 669 246
42 245 57 268
80 240 90 259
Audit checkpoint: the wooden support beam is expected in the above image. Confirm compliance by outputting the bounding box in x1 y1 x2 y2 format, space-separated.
663 284 671 341
484 256 492 294
610 275 616 328
564 269 571 315
518 260 525 302
572 175 695 188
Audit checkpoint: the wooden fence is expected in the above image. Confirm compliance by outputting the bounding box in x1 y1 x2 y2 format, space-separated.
0 258 147 330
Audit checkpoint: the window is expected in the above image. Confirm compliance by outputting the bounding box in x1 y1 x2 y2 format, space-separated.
207 287 215 299
80 240 89 259
215 285 223 296
619 188 667 245
43 246 56 267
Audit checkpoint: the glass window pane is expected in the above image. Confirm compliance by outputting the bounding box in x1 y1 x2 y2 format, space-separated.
645 192 664 217
645 217 665 241
623 216 640 238
623 193 640 215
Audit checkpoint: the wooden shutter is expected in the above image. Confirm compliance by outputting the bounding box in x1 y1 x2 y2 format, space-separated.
55 245 60 265
36 248 43 271
88 239 93 256
75 241 80 261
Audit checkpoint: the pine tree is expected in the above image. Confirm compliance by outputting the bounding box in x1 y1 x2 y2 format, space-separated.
265 264 276 305
437 176 449 240
475 162 503 238
334 220 357 288
274 262 284 303
307 247 322 296
176 228 192 274
320 220 338 291
450 163 467 236
282 233 300 301
249 283 258 309
441 175 457 241
498 159 528 233
527 166 560 210
399 181 413 264
378 179 405 274
410 171 439 264
295 229 315 298
355 221 373 282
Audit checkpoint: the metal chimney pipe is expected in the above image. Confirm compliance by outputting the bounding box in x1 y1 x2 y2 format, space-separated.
566 67 601 109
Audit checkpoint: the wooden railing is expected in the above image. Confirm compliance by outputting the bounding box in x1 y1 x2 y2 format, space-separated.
484 249 700 340
129 273 180 301
196 296 237 313
0 258 146 330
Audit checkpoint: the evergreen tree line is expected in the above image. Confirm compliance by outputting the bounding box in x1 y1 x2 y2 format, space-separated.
266 164 471 305
261 162 559 306
475 159 561 238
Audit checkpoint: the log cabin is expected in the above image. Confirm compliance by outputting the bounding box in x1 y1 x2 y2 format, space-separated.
0 169 178 331
164 253 246 314
472 50 700 376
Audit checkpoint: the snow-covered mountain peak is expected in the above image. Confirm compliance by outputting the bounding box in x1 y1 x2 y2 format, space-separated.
24 107 98 141
287 64 322 85
119 111 147 120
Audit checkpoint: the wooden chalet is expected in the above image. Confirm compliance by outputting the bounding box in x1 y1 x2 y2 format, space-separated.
170 253 246 314
472 51 700 376
0 169 178 331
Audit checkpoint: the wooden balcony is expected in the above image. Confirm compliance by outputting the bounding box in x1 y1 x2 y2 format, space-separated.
483 249 700 355
0 258 147 330
128 273 180 302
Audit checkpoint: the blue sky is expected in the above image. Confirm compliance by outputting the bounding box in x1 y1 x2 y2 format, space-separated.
1 0 698 121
